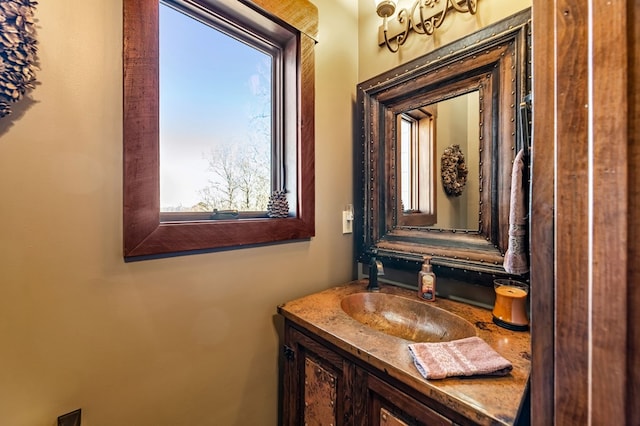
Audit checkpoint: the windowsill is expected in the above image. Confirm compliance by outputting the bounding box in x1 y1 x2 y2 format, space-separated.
159 211 290 222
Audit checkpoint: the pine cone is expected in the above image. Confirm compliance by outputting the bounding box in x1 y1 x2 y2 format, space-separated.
267 190 289 218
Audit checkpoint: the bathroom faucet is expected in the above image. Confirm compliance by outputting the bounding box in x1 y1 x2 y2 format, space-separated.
367 256 385 291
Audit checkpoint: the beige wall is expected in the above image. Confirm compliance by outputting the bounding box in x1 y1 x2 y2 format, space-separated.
0 0 357 425
466 95 480 228
432 94 481 230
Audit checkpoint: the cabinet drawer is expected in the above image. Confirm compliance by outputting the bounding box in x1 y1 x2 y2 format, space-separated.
367 373 453 426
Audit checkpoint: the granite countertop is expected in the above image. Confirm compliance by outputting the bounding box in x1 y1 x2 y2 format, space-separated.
278 280 531 425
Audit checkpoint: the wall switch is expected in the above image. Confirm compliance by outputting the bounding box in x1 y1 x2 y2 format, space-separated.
342 204 353 234
58 409 81 426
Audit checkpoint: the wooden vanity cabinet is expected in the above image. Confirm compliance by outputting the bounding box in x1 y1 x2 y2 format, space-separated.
282 323 360 425
282 320 465 426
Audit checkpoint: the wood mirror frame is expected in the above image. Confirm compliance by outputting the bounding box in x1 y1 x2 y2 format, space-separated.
355 9 531 275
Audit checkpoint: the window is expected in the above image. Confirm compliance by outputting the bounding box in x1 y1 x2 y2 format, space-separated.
399 114 419 212
159 2 274 216
397 106 436 226
123 0 317 260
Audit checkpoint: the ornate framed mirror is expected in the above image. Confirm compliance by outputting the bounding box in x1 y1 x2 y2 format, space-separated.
356 9 531 275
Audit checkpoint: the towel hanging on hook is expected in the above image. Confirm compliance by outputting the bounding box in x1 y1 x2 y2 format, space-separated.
503 148 528 275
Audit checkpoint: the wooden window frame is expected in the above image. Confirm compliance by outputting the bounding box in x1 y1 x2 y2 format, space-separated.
123 0 317 260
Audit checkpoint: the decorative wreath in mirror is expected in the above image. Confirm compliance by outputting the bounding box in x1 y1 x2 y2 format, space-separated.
441 144 468 197
0 0 38 119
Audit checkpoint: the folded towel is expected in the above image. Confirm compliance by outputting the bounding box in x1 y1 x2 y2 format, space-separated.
408 336 513 380
503 148 529 274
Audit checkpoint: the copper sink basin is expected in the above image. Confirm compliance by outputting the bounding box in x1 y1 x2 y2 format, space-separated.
340 292 477 342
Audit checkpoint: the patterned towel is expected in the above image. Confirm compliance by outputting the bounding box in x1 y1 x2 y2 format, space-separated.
408 337 513 380
503 148 529 274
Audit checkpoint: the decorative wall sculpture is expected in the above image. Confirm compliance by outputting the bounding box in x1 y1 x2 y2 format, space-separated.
440 144 468 197
0 0 38 119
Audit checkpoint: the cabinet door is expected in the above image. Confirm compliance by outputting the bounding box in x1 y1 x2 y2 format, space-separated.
283 323 358 426
365 373 453 426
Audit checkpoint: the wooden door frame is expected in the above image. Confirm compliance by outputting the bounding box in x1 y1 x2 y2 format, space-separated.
530 0 638 423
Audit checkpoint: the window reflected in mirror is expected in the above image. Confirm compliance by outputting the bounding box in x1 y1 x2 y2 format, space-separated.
399 106 436 225
397 91 480 230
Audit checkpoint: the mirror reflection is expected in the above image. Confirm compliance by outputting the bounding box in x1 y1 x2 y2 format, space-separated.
398 91 480 230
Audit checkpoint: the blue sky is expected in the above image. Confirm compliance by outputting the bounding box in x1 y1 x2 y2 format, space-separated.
159 3 271 209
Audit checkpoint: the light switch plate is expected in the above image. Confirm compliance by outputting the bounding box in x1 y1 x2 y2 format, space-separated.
342 211 353 234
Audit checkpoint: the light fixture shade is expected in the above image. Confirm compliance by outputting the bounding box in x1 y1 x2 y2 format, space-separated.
375 0 396 18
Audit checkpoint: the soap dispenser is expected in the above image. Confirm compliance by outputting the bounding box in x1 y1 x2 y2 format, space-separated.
418 257 436 301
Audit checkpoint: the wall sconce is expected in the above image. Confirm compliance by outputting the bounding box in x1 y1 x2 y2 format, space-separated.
374 0 478 52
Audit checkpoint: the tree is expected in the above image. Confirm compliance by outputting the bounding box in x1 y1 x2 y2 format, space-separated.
196 140 270 211
196 58 272 212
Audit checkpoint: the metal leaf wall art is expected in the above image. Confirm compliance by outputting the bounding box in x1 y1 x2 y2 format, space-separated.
0 0 38 119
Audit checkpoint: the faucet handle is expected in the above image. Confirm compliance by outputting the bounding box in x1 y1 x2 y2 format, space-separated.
367 255 384 292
